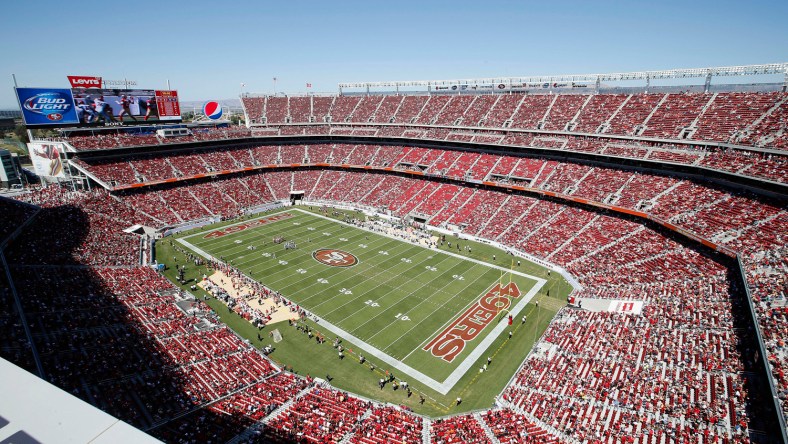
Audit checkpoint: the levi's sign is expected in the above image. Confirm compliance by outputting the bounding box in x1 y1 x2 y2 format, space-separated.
67 76 102 88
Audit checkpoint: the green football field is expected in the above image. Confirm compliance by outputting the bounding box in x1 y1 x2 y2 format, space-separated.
178 208 547 394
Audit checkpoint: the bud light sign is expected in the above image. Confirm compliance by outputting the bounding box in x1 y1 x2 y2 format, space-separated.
16 88 79 126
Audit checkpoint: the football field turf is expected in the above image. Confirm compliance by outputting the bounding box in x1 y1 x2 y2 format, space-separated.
179 208 547 393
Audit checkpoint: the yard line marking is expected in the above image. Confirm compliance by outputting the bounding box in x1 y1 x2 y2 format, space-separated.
343 253 457 336
229 220 376 276
315 242 437 314
385 263 494 355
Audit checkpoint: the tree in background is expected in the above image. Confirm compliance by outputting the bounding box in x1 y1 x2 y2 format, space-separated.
14 124 29 144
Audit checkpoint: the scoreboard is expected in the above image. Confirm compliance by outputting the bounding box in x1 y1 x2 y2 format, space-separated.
155 90 181 120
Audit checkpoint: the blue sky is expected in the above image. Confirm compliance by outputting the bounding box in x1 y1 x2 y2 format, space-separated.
2 0 787 108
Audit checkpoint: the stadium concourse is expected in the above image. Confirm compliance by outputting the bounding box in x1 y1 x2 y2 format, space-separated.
2 80 788 443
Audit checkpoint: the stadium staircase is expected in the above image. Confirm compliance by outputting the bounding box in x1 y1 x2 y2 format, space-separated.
261 176 278 200
473 412 502 444
571 167 598 194
667 194 731 224
520 207 567 243
67 161 112 189
260 383 314 426
686 93 720 139
539 95 560 129
336 408 373 444
599 94 633 134
356 176 385 203
566 225 645 267
493 200 538 243
474 195 512 235
566 95 595 132
421 418 431 443
545 215 600 261
609 175 638 205
533 162 558 189
346 98 365 123
127 162 144 182
516 384 732 441
164 159 183 177
223 381 315 444
369 96 387 121
644 180 684 208
736 94 788 145
637 93 670 135
187 189 214 216
499 398 580 444
503 94 528 128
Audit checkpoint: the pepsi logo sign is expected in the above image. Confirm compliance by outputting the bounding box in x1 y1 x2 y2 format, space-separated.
312 249 358 267
203 101 223 120
23 92 74 118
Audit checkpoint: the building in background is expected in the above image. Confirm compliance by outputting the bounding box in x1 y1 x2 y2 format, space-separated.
0 149 23 188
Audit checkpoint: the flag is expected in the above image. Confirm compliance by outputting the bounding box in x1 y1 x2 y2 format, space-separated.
306 83 312 88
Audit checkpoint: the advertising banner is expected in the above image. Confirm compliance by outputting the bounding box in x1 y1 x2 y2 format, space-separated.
28 142 67 178
202 101 223 120
67 76 102 88
16 88 79 126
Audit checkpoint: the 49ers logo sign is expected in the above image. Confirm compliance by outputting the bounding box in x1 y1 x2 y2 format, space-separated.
313 249 358 267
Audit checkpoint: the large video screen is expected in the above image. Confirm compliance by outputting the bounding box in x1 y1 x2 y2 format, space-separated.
70 88 181 125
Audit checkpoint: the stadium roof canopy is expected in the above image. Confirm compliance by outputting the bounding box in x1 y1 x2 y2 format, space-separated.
339 62 788 91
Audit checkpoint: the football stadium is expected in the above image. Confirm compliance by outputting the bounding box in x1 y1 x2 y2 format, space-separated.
1 2 788 443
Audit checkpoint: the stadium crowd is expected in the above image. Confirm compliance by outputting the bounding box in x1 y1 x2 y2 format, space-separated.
2 118 786 441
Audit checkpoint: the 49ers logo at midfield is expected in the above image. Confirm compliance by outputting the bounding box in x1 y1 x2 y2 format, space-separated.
313 249 358 267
